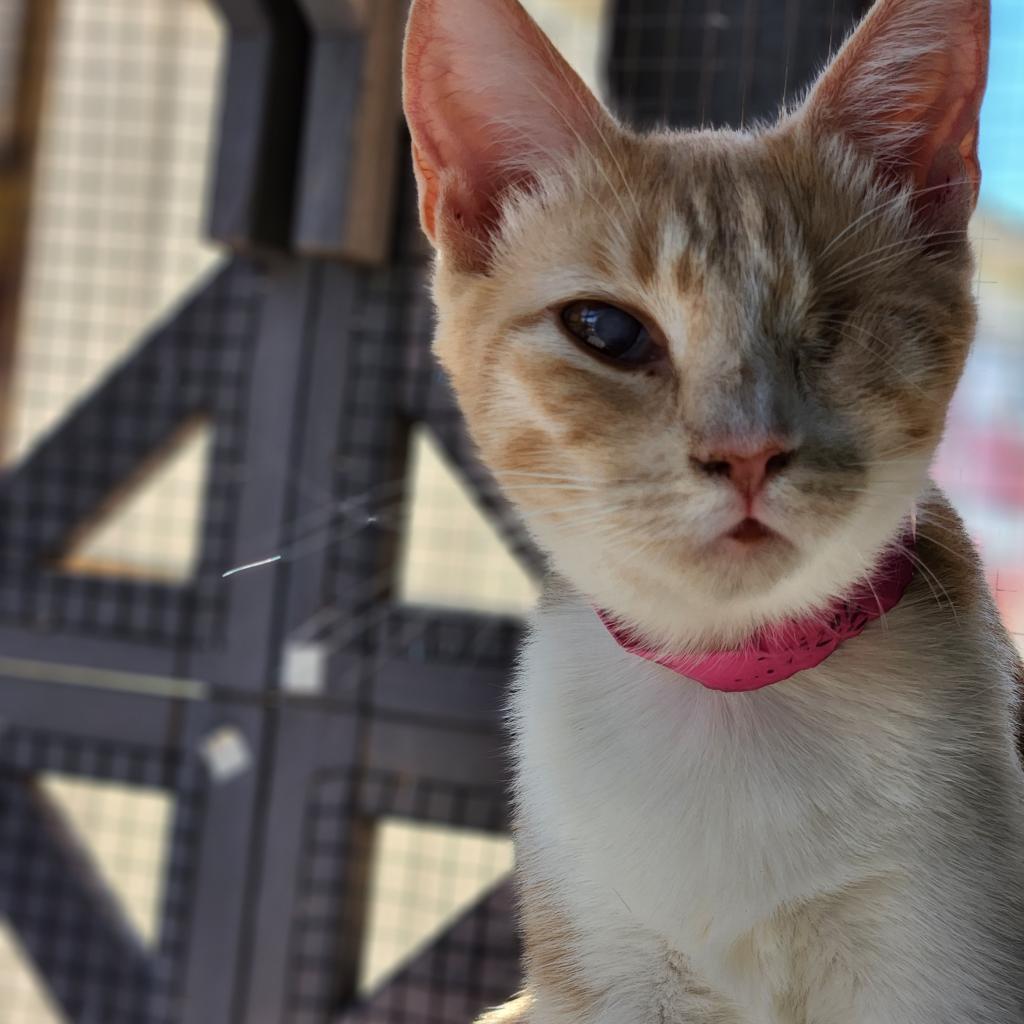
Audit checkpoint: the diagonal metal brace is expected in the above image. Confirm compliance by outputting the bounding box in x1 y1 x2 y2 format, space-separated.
0 772 156 1023
0 262 259 571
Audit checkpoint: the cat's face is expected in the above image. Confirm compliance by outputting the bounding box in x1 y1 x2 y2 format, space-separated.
404 0 989 646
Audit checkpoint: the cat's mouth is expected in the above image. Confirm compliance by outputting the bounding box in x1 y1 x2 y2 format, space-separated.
726 518 778 545
690 515 801 597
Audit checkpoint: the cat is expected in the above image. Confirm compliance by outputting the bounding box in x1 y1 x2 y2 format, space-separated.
402 0 1024 1020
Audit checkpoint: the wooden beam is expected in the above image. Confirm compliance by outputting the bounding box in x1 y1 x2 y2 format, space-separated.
293 0 405 262
206 0 309 250
298 0 369 32
0 0 56 454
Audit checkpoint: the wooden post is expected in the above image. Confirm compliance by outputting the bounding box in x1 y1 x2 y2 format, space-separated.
293 0 405 263
0 0 56 454
206 0 310 251
206 0 404 262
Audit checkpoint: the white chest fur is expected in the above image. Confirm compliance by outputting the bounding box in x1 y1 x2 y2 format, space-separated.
510 591 1024 1023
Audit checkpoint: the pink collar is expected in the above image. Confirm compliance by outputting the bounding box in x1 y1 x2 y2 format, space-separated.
600 539 916 693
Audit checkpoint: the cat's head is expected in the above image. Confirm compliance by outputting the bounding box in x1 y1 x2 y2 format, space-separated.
403 0 990 649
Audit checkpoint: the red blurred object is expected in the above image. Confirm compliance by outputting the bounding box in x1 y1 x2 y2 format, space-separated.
937 424 1024 510
932 331 1024 651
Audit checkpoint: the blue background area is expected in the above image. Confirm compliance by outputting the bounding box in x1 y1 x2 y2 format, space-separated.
980 0 1024 221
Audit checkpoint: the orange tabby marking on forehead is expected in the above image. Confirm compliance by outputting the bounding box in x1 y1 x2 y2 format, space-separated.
587 237 620 283
629 205 662 288
674 249 703 298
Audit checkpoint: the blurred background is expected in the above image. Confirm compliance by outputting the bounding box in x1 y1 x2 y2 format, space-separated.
0 1 1019 1022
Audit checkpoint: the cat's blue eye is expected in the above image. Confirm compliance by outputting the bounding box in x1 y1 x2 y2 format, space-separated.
560 302 660 366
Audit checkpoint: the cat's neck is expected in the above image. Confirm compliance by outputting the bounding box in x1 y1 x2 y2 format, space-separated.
537 525 915 655
597 536 915 692
530 487 944 655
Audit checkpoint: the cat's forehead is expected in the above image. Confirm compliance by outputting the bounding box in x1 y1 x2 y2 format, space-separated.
494 130 828 338
517 128 870 255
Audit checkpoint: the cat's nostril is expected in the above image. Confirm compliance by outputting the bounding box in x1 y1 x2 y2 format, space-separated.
691 457 732 478
765 450 795 476
691 444 797 497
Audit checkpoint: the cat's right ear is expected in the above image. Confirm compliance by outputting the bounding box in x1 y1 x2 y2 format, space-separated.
403 0 612 271
798 0 990 234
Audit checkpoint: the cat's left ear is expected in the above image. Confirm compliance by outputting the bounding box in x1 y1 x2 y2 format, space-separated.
403 0 614 271
799 0 990 231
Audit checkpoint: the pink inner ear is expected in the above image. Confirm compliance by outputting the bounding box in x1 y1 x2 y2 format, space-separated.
403 0 610 260
914 11 988 197
806 0 990 216
406 38 533 244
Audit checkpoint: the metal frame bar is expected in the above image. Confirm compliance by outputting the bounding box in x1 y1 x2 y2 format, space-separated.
292 0 405 262
0 774 156 1023
207 0 310 250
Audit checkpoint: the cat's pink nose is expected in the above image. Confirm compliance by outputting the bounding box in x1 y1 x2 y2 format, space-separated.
691 444 794 499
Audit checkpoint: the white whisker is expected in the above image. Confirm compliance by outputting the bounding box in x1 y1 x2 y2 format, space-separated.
222 555 282 578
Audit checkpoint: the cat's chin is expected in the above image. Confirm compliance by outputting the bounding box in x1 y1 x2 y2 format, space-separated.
537 518 812 645
530 474 925 649
709 518 804 569
694 530 803 599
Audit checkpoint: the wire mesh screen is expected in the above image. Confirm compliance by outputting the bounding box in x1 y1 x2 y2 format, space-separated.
4 0 225 594
0 260 262 646
279 773 517 1024
360 818 514 994
399 427 538 615
39 773 173 945
1 3 244 1021
0 1 1022 1023
0 728 193 1024
7 0 223 458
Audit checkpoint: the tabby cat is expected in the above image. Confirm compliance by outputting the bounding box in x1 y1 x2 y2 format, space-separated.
403 0 1024 1020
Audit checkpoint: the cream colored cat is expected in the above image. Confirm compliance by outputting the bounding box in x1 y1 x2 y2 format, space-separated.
403 0 1024 1020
